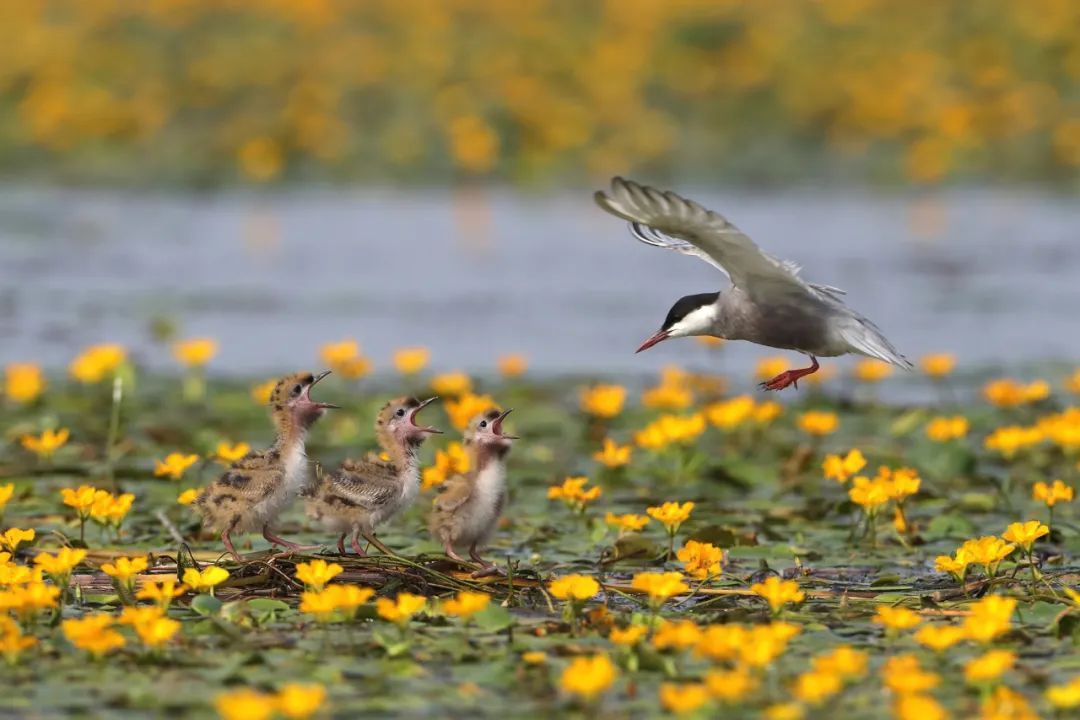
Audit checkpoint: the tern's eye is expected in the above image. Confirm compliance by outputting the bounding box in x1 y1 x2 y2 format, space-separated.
479 420 488 428
395 408 406 417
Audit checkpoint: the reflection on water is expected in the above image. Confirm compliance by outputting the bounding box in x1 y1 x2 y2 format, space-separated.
0 186 1076 384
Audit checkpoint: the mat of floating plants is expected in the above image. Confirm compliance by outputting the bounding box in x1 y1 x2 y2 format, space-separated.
2 347 1080 719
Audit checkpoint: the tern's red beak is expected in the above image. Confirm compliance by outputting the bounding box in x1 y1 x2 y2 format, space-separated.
635 329 670 354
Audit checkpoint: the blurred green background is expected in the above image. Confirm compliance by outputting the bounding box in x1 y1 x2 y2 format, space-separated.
1 0 1077 187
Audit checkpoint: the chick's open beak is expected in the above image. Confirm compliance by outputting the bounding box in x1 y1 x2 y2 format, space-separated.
491 408 519 439
409 396 443 433
303 369 340 409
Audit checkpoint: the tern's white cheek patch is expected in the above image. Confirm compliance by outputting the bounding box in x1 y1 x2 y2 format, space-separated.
670 305 717 337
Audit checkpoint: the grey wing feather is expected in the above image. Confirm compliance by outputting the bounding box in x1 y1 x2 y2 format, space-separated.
834 313 913 369
329 471 399 511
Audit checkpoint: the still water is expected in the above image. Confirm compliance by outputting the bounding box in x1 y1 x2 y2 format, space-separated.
0 186 1076 384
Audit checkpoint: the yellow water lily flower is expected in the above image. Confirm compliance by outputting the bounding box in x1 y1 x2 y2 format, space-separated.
579 384 626 419
797 411 838 436
548 574 600 602
172 337 217 367
69 344 126 383
1001 520 1049 552
215 688 278 720
559 654 616 701
822 449 866 483
182 565 229 593
630 571 688 606
659 682 711 715
294 559 343 591
392 347 429 375
4 363 45 403
442 591 491 619
497 353 527 378
277 683 327 720
920 353 956 377
214 442 251 464
154 452 199 480
376 592 427 625
1033 479 1073 507
62 614 125 657
20 429 70 459
676 540 722 580
593 438 631 468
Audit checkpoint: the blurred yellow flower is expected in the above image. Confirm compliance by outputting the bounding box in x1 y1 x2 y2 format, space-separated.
754 401 783 424
646 501 694 534
445 393 496 431
1046 676 1080 710
497 353 527 378
984 425 1043 458
893 694 948 720
792 670 842 705
69 344 126 383
919 353 956 377
89 491 135 529
881 654 940 695
393 347 429 375
873 605 922 631
521 651 547 664
914 624 966 652
182 565 229 593
659 682 710 715
442 591 491 619
962 595 1015 643
4 363 45 403
797 411 838 436
215 688 277 720
652 619 703 651
549 574 599 602
320 339 360 367
0 617 37 663
0 528 34 553
294 559 343 591
751 576 804 614
609 624 648 647
172 337 217 367
755 357 790 381
102 555 148 586
422 441 470 491
0 483 12 516
740 623 801 668
642 382 693 410
20 429 69 459
604 512 649 535
853 359 892 383
1066 369 1080 395
984 378 1047 407
631 571 688 605
964 649 1015 684
251 379 276 405
376 592 427 625
430 371 472 397
960 536 1016 577
277 683 327 720
704 667 757 703
580 384 626 419
177 488 200 505
1002 520 1048 551
127 610 180 649
705 396 755 429
62 614 125 657
560 654 616 701
136 579 187 609
548 477 602 513
822 449 866 483
237 136 284 182
61 485 99 517
634 413 705 449
299 585 374 622
696 336 725 348
676 540 722 580
926 415 968 441
593 438 631 468
1033 479 1073 507
154 452 199 480
214 442 251 464
763 703 805 720
812 646 868 678
33 547 86 584
848 476 891 513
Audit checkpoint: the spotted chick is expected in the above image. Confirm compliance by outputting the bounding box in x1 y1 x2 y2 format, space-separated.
195 371 336 561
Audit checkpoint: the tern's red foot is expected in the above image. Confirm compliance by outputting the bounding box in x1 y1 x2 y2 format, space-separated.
758 356 820 392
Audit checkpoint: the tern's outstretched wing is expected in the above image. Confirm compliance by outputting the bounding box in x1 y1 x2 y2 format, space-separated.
594 177 846 302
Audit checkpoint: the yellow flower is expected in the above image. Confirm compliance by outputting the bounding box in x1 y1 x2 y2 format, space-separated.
422 441 471 491
319 339 360 368
375 592 427 624
926 415 969 441
740 623 801 668
393 347 429 375
294 559 343 591
277 683 327 720
4 363 45 403
920 353 956 378
579 384 626 419
642 382 694 410
646 501 694 534
33 547 86 583
676 540 723 580
521 651 547 664
751 576 805 614
177 488 200 505
1033 479 1074 507
154 452 199 480
634 413 706 450
797 411 838 436
981 686 1037 720
0 618 37 663
652 619 703 651
215 689 277 720
848 476 891 513
756 356 790 381
914 624 966 652
497 353 527 378
20 428 70 459
881 467 921 501
705 396 755 429
960 536 1016 576
630 571 688 605
934 552 970 582
0 528 34 553
299 585 374 622
69 344 126 383
962 595 1015 643
0 582 59 619
62 614 125 657
764 704 805 720
136 579 187 608
894 694 948 720
593 438 631 468
792 670 843 705
430 371 472 397
90 492 135 528
547 477 602 512
873 605 922 631
984 378 1046 407
124 609 180 649
754 401 783 424
1046 676 1080 710
812 646 868 678
0 484 13 516
102 555 149 585
1001 520 1049 552
704 667 757 703
214 442 251 464
182 566 229 593
881 654 940 695
442 591 491 619
251 379 276 405
696 336 725 348
964 649 1015 684
659 683 710 715
853 359 892 383
603 512 649 536
0 561 41 587
445 393 496 431
548 574 600 602
609 625 648 647
172 337 217 367
984 425 1044 458
560 654 616 701
822 449 866 483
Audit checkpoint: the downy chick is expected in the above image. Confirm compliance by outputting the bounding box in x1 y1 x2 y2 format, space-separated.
429 408 516 574
307 396 441 555
195 370 337 561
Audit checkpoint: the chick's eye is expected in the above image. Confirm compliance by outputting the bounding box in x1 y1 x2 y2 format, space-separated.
395 408 406 417
479 421 488 428
292 384 302 396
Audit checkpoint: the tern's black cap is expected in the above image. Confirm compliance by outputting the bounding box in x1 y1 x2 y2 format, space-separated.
662 292 719 330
